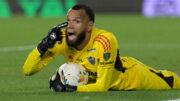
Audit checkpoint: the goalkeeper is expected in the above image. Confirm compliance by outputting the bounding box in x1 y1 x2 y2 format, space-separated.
23 4 180 92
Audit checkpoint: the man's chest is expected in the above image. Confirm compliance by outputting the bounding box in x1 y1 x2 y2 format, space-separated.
63 48 99 72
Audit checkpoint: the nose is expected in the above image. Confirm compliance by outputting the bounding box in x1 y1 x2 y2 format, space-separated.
67 21 73 29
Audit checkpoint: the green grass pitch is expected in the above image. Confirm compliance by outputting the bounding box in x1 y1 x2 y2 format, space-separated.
0 14 180 101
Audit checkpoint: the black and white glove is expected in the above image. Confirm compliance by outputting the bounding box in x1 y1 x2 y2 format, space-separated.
49 72 65 92
37 22 67 56
49 71 77 92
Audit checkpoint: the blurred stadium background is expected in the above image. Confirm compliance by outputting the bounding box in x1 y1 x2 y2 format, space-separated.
1 0 142 18
0 0 180 101
1 0 180 18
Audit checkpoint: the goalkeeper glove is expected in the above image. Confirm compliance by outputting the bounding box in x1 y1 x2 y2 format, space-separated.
37 22 67 56
49 71 77 92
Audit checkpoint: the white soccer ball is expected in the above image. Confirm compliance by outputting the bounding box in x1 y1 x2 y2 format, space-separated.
57 62 88 86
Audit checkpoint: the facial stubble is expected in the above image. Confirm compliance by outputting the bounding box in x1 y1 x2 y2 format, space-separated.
66 31 86 47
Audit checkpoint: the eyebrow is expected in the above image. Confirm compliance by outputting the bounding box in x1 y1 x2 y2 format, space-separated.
74 17 81 19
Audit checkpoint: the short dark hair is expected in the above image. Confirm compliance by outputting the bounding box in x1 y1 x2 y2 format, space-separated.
71 4 95 22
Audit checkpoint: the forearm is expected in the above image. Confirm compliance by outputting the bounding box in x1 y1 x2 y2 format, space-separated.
23 48 42 75
23 48 55 76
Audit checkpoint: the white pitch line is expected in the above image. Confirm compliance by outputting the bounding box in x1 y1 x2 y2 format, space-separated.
165 98 180 101
0 45 36 52
0 43 180 53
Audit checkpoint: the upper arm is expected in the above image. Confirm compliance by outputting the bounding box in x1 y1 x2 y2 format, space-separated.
95 33 118 68
23 39 66 76
77 33 119 91
95 33 118 89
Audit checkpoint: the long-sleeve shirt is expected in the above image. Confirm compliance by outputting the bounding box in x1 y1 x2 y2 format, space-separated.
23 28 180 91
23 28 122 91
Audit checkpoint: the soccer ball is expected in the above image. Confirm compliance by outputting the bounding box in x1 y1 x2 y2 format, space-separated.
57 62 88 86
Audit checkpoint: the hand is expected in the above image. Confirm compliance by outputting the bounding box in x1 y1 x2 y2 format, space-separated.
49 72 65 92
49 71 77 92
65 84 77 92
37 22 67 56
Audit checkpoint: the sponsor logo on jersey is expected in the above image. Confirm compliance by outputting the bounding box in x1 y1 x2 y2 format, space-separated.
121 59 126 62
100 61 114 65
87 48 96 52
103 52 111 61
87 71 97 77
50 32 56 40
88 56 95 65
69 47 74 52
77 58 83 62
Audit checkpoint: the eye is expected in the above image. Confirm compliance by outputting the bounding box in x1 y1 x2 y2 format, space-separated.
75 19 80 23
66 18 69 21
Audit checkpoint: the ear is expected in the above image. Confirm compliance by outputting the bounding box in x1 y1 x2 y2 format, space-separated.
87 21 94 32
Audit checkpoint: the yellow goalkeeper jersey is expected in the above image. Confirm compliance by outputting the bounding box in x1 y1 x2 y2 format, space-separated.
23 28 180 92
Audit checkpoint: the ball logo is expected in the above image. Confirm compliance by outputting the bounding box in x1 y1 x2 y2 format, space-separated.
58 63 88 86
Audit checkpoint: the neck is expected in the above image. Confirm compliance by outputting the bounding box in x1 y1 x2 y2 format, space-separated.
75 31 91 50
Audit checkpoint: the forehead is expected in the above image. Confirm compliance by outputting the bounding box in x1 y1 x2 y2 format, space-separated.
67 9 88 20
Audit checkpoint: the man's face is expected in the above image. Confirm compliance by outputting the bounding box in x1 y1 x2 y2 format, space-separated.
66 9 91 47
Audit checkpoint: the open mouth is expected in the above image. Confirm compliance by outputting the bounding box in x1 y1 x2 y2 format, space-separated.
68 32 74 36
67 32 76 41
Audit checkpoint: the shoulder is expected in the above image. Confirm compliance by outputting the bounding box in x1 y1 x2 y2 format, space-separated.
93 28 118 52
93 28 117 43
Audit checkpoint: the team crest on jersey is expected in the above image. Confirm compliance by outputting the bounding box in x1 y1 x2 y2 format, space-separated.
88 56 95 65
103 52 111 61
